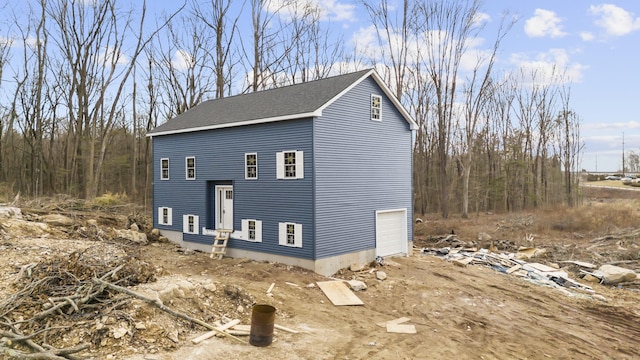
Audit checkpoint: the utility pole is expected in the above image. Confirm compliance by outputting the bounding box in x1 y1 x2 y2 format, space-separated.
622 132 625 175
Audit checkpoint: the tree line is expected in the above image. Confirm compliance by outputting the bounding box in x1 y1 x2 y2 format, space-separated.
0 0 582 217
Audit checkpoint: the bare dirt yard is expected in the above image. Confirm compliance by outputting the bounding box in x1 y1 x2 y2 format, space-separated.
0 188 639 360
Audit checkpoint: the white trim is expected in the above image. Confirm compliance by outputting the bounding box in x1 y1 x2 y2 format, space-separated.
215 185 233 230
147 111 322 137
202 228 242 238
279 222 302 248
158 207 173 226
276 150 304 179
241 219 262 242
371 94 382 121
245 152 258 180
183 214 199 234
160 158 170 180
185 156 196 180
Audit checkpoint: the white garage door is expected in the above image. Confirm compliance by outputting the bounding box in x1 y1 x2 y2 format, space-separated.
376 209 408 257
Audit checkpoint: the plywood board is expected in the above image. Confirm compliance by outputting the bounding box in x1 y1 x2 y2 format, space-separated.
316 281 364 306
386 324 417 334
376 317 411 328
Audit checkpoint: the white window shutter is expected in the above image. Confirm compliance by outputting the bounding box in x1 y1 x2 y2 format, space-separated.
241 219 248 240
294 223 303 247
276 152 285 179
296 151 304 179
255 220 262 242
183 215 189 233
193 216 199 234
158 208 162 224
167 208 173 226
278 222 287 245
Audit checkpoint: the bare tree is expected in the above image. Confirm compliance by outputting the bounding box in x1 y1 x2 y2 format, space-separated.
362 0 415 101
46 0 179 199
459 14 514 218
415 0 482 218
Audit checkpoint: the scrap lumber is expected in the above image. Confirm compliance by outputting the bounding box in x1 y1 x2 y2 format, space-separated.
386 323 417 334
376 317 411 328
316 281 364 306
274 324 299 334
191 319 241 344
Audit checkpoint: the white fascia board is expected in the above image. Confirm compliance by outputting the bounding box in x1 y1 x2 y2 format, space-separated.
146 110 322 137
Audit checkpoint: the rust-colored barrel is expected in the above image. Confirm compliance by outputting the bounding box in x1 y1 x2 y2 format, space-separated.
249 304 276 346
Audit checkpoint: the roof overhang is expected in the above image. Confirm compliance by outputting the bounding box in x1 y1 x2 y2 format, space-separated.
146 110 322 137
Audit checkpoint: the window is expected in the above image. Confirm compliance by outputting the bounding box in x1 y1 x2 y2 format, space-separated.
371 94 381 121
186 156 196 180
158 207 172 226
241 219 262 242
278 222 302 247
183 214 199 234
276 151 304 179
245 153 258 179
161 158 169 180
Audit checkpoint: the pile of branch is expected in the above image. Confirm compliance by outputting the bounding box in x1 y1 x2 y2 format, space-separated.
0 247 156 359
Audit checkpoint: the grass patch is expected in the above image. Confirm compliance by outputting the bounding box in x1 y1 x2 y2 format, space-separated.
535 201 640 233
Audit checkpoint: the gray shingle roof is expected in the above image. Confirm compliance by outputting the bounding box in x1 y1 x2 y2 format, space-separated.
147 69 375 136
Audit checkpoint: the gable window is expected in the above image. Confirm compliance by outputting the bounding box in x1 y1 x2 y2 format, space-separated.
186 156 196 180
158 207 172 226
241 219 262 242
245 153 258 179
183 214 199 234
371 94 382 121
278 222 302 248
161 158 170 180
276 151 304 179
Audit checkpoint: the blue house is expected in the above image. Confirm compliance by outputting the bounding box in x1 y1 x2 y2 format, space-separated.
147 69 417 276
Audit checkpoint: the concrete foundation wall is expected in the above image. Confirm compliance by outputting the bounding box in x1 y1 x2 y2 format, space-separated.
161 230 411 277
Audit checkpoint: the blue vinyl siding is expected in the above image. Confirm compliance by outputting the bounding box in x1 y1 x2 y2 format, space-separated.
152 119 314 259
313 77 413 258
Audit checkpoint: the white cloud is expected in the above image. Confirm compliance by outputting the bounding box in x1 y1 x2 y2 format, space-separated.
319 0 356 21
0 36 14 47
472 12 491 26
510 48 588 84
265 0 355 22
98 46 128 66
170 49 194 71
589 4 640 36
582 121 640 131
580 32 595 41
524 9 567 38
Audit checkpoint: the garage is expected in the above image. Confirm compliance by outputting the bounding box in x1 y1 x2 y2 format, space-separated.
375 208 408 256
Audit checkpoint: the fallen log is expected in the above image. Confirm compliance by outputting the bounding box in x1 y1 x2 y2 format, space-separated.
93 278 245 344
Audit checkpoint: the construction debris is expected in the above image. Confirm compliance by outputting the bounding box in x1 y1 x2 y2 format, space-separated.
420 246 604 299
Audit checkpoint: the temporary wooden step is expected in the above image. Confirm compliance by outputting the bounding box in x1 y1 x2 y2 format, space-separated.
210 229 232 260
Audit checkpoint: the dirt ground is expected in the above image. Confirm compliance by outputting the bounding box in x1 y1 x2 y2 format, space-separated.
0 189 639 359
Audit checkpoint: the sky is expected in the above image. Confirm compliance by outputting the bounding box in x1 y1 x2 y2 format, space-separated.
126 0 640 173
2 0 639 173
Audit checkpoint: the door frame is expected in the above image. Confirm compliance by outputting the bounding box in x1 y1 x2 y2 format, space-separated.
215 185 234 230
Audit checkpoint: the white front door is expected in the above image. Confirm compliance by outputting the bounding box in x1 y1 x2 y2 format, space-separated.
215 185 233 230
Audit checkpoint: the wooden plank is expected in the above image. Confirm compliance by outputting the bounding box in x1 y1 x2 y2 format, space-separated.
191 319 241 344
274 324 299 334
316 281 364 306
376 317 411 328
386 323 417 334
